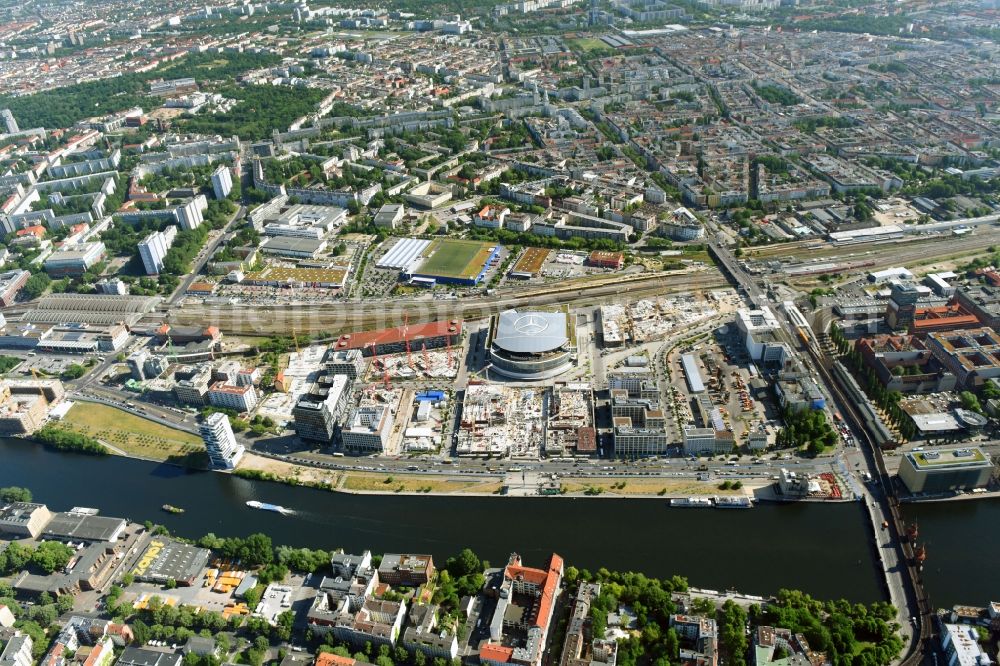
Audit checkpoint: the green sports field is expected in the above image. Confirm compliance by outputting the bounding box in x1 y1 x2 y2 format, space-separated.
417 239 495 279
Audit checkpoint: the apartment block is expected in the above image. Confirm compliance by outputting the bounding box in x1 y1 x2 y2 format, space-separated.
199 412 245 470
378 554 434 587
207 382 258 413
341 405 393 452
211 165 233 200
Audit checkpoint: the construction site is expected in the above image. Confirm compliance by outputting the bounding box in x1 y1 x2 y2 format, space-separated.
401 390 449 453
545 383 596 457
456 383 546 458
257 344 329 424
600 291 737 347
364 348 458 382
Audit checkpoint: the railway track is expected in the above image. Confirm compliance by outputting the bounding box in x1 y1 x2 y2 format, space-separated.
165 269 729 335
804 340 934 666
750 226 1000 270
711 233 932 664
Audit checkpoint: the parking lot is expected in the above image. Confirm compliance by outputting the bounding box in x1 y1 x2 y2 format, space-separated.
666 325 776 450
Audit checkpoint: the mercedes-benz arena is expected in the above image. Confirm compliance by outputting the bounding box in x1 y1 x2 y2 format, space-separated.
488 309 575 380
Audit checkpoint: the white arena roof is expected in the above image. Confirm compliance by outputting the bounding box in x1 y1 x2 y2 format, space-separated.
493 310 568 355
377 238 431 270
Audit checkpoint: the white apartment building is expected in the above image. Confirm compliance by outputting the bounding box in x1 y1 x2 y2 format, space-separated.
211 165 233 200
0 633 32 666
342 405 393 452
138 229 169 275
199 412 245 470
207 382 258 413
1 109 19 135
178 195 208 230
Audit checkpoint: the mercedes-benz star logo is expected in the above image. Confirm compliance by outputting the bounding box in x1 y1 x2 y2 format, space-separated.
513 314 549 336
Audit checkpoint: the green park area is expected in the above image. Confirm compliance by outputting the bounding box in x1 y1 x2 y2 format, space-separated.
60 402 206 465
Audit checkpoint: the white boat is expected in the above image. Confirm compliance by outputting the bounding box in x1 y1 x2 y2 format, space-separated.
246 500 293 515
714 496 754 509
670 497 713 508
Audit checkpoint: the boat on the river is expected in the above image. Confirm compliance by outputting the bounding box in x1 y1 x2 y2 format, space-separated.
246 500 293 515
670 497 713 508
714 496 754 509
161 504 185 514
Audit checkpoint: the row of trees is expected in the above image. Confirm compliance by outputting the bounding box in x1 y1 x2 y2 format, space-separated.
176 85 329 141
718 601 749 666
22 273 52 300
432 549 486 616
583 569 901 666
32 425 108 455
773 407 838 455
589 571 686 666
831 326 913 440
754 590 902 666
466 225 628 253
0 540 75 575
751 82 802 107
0 583 73 657
0 485 32 502
195 532 275 567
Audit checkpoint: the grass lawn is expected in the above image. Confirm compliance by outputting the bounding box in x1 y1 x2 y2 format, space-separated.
560 477 749 496
341 472 500 494
196 59 230 69
61 402 207 465
568 37 609 52
418 239 492 279
0 355 22 374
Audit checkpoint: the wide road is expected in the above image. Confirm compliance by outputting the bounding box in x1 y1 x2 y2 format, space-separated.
166 204 247 306
64 373 834 482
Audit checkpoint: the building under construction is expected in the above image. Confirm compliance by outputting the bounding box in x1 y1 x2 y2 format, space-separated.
366 349 457 382
456 382 545 458
333 319 462 358
545 383 596 456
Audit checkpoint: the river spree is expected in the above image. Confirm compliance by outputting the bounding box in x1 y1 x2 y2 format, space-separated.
1 438 994 606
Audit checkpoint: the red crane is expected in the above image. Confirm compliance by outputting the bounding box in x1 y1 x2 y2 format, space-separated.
368 343 385 378
403 314 414 370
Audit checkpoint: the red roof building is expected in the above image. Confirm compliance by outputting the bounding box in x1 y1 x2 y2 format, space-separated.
16 225 45 238
335 319 462 358
587 250 624 270
479 553 564 666
910 302 981 335
480 644 515 665
155 324 222 345
576 426 597 453
316 653 376 666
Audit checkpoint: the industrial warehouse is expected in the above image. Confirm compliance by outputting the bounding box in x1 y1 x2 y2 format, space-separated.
129 538 211 587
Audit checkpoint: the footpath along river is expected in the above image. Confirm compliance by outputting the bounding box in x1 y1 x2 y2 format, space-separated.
2 438 996 606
